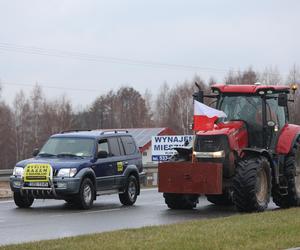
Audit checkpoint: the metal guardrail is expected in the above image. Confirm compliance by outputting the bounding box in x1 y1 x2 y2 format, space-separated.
0 169 12 182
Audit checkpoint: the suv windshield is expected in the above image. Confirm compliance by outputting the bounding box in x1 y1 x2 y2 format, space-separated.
39 137 95 157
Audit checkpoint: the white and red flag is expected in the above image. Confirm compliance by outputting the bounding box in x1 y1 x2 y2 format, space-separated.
193 100 227 130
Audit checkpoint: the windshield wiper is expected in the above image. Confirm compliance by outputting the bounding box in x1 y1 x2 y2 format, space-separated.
38 153 57 157
56 153 84 159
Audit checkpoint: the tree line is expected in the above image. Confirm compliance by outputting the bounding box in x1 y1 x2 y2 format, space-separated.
0 65 299 169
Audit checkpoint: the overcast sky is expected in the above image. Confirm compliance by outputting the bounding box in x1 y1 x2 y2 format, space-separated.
0 0 299 108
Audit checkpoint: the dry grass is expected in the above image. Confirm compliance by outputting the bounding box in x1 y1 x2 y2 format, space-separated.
1 208 300 250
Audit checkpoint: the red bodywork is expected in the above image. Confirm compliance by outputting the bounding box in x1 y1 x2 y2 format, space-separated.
158 121 248 194
211 84 290 94
197 121 248 156
276 124 300 154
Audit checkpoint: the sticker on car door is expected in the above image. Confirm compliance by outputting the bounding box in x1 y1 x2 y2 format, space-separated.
117 162 123 172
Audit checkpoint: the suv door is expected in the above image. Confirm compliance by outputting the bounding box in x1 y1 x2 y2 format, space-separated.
94 138 115 190
115 136 142 187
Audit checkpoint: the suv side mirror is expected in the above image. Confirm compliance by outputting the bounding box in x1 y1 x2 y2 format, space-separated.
97 151 108 159
33 148 39 157
278 93 288 107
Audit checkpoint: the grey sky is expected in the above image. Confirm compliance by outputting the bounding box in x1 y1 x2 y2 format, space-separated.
0 0 299 108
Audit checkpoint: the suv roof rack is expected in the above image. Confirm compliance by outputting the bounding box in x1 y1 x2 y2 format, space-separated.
100 129 129 135
60 129 92 134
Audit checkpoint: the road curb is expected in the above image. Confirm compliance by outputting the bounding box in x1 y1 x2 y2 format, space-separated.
0 189 12 199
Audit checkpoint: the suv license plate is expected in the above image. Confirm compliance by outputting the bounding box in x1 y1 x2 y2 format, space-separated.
28 182 49 187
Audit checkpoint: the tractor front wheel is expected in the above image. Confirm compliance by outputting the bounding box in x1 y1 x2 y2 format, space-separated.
163 193 198 209
232 156 271 212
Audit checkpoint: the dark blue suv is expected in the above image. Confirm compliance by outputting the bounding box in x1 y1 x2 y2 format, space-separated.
10 130 145 209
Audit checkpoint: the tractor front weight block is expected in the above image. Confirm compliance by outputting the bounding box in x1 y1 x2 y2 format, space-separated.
158 162 222 194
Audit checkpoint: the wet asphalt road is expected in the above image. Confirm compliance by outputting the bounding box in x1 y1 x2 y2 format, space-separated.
0 188 278 246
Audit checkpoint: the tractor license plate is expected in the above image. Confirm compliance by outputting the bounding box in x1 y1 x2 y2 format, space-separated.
28 182 49 187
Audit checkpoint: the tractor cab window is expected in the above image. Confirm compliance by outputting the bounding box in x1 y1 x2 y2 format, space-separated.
219 95 262 126
266 97 286 129
219 95 263 147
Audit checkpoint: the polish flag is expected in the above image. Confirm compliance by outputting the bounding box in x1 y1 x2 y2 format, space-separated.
193 100 227 130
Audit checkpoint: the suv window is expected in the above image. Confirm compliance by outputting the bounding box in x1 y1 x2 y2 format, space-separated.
108 137 121 156
121 136 136 155
98 139 109 154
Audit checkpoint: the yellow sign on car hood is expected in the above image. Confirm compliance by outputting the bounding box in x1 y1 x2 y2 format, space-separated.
24 163 52 182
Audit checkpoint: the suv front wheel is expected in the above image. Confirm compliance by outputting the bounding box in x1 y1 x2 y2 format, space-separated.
119 175 138 206
77 178 95 209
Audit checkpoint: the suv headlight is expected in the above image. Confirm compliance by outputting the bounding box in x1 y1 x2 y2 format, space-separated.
57 168 77 177
13 166 24 177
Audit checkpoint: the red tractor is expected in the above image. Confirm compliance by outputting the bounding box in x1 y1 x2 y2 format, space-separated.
158 83 300 212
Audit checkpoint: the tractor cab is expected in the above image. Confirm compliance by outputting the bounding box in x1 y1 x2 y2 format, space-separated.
212 84 290 150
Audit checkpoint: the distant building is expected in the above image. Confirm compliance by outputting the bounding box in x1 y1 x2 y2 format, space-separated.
127 128 176 165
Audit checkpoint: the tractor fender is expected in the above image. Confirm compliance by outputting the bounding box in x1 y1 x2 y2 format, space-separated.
241 148 279 185
241 148 273 164
276 124 300 155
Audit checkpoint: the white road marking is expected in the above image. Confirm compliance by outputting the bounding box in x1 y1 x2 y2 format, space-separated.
49 208 123 217
141 188 158 192
0 200 13 204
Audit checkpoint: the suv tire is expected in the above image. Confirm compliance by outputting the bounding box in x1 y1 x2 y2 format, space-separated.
119 175 138 206
77 178 95 209
13 192 34 208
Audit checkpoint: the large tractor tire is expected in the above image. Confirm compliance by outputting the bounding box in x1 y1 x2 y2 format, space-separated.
206 190 233 206
232 156 271 212
163 193 198 209
273 139 300 208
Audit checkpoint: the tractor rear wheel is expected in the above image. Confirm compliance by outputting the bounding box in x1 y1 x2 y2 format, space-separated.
206 190 233 206
232 156 271 212
273 140 300 208
163 193 198 209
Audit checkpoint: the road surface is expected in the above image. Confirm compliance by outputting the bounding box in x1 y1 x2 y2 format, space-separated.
0 188 278 246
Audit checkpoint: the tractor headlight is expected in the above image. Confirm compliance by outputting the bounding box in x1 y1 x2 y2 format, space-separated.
13 166 24 177
193 150 225 158
57 168 77 177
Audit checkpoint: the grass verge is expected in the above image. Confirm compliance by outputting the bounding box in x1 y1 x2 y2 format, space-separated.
1 208 300 250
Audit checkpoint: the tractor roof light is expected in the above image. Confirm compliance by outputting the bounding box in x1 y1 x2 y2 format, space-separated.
291 83 298 94
258 91 265 95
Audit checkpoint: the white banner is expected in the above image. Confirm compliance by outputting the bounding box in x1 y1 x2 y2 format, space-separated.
151 135 193 161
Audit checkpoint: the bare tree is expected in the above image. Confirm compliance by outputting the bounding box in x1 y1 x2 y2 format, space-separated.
13 91 32 161
286 64 300 124
258 66 282 85
0 102 15 169
225 67 258 85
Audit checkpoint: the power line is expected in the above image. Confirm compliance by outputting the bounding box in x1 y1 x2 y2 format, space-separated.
0 81 100 92
0 42 281 76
